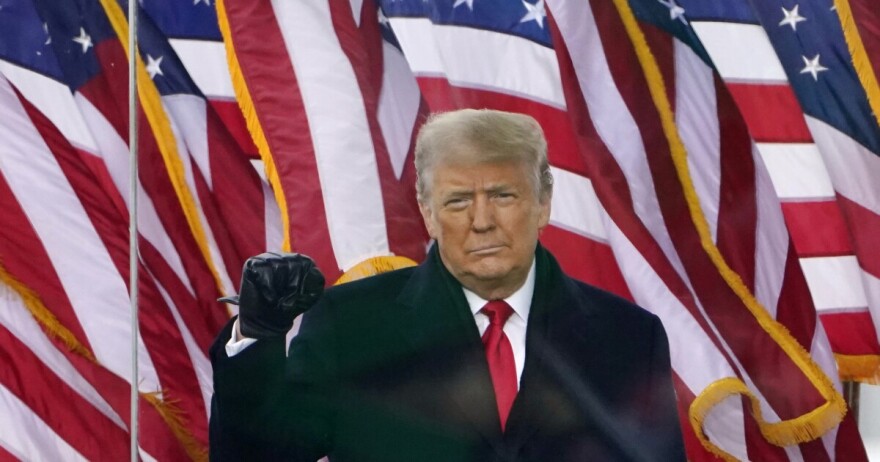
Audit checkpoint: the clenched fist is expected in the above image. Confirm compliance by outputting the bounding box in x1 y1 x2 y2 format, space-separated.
220 252 325 339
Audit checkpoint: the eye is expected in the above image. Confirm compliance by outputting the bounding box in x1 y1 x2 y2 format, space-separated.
444 198 470 210
494 192 516 203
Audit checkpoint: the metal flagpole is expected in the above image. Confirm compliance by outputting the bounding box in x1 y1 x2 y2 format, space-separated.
127 0 140 460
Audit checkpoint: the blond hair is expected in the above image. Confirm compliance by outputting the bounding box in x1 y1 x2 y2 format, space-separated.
414 109 553 203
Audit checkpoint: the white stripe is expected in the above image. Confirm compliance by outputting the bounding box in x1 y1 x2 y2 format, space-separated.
805 115 880 216
272 0 390 271
152 279 213 415
0 282 125 429
810 326 843 461
549 0 690 288
752 143 789 320
169 39 236 99
0 384 88 462
861 269 880 342
756 142 836 200
350 0 364 26
247 158 284 252
387 17 565 108
377 41 421 180
548 167 607 242
701 395 749 461
674 39 721 242
801 256 869 311
690 22 788 83
0 61 98 155
263 182 284 253
0 75 161 393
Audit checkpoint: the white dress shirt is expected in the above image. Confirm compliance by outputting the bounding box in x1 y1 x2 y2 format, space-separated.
463 260 535 389
227 259 537 389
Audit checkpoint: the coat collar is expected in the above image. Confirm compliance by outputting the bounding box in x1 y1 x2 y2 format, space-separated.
394 243 604 454
395 244 504 448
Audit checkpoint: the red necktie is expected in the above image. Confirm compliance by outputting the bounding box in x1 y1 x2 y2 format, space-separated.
481 300 517 431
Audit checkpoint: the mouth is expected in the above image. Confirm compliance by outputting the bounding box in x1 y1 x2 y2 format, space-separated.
468 245 505 256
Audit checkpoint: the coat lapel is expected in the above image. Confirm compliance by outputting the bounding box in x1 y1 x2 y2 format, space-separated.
503 245 605 452
395 245 505 450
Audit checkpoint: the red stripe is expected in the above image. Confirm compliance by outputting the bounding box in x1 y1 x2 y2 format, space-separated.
834 411 870 461
670 373 726 462
850 0 880 91
414 77 589 178
774 241 819 350
224 0 339 279
836 194 880 278
208 99 259 158
819 311 880 355
0 324 129 461
0 444 17 462
204 105 266 272
329 0 429 265
714 74 757 292
726 83 812 143
587 0 826 419
740 394 791 462
781 200 854 258
19 92 210 443
540 225 632 301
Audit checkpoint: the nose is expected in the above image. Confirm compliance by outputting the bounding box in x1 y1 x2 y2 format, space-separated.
470 195 495 232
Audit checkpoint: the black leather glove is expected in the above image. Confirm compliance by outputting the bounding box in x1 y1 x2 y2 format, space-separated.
219 252 325 339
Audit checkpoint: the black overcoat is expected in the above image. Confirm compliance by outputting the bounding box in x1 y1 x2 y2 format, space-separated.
209 244 685 461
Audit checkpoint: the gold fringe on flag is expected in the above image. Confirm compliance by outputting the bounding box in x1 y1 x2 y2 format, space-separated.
0 262 206 460
216 0 292 253
98 0 228 294
834 0 880 131
609 0 847 456
836 354 880 384
143 392 208 462
0 262 95 361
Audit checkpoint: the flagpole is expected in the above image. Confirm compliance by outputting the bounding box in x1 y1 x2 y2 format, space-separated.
127 0 140 460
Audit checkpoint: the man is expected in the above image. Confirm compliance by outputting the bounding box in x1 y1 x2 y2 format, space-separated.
210 109 685 461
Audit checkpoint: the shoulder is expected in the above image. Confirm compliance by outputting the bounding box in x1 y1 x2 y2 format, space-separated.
323 265 417 305
300 265 418 330
557 270 662 333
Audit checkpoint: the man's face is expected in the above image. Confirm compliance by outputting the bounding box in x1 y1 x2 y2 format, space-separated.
419 155 550 299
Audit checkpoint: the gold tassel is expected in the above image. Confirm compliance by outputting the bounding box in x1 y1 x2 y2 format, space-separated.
216 0 292 252
610 0 847 450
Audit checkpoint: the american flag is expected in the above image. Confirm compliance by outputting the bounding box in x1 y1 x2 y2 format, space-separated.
631 0 880 389
0 0 875 460
0 0 276 458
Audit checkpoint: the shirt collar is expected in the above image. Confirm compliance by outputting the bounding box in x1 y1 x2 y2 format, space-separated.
462 258 536 321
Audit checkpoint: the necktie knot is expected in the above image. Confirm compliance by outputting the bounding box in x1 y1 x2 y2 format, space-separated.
482 300 514 327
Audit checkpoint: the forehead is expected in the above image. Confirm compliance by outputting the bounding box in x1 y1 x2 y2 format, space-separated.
430 160 531 191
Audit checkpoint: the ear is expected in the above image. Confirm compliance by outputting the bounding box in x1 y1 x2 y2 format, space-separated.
537 194 551 232
419 202 438 239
